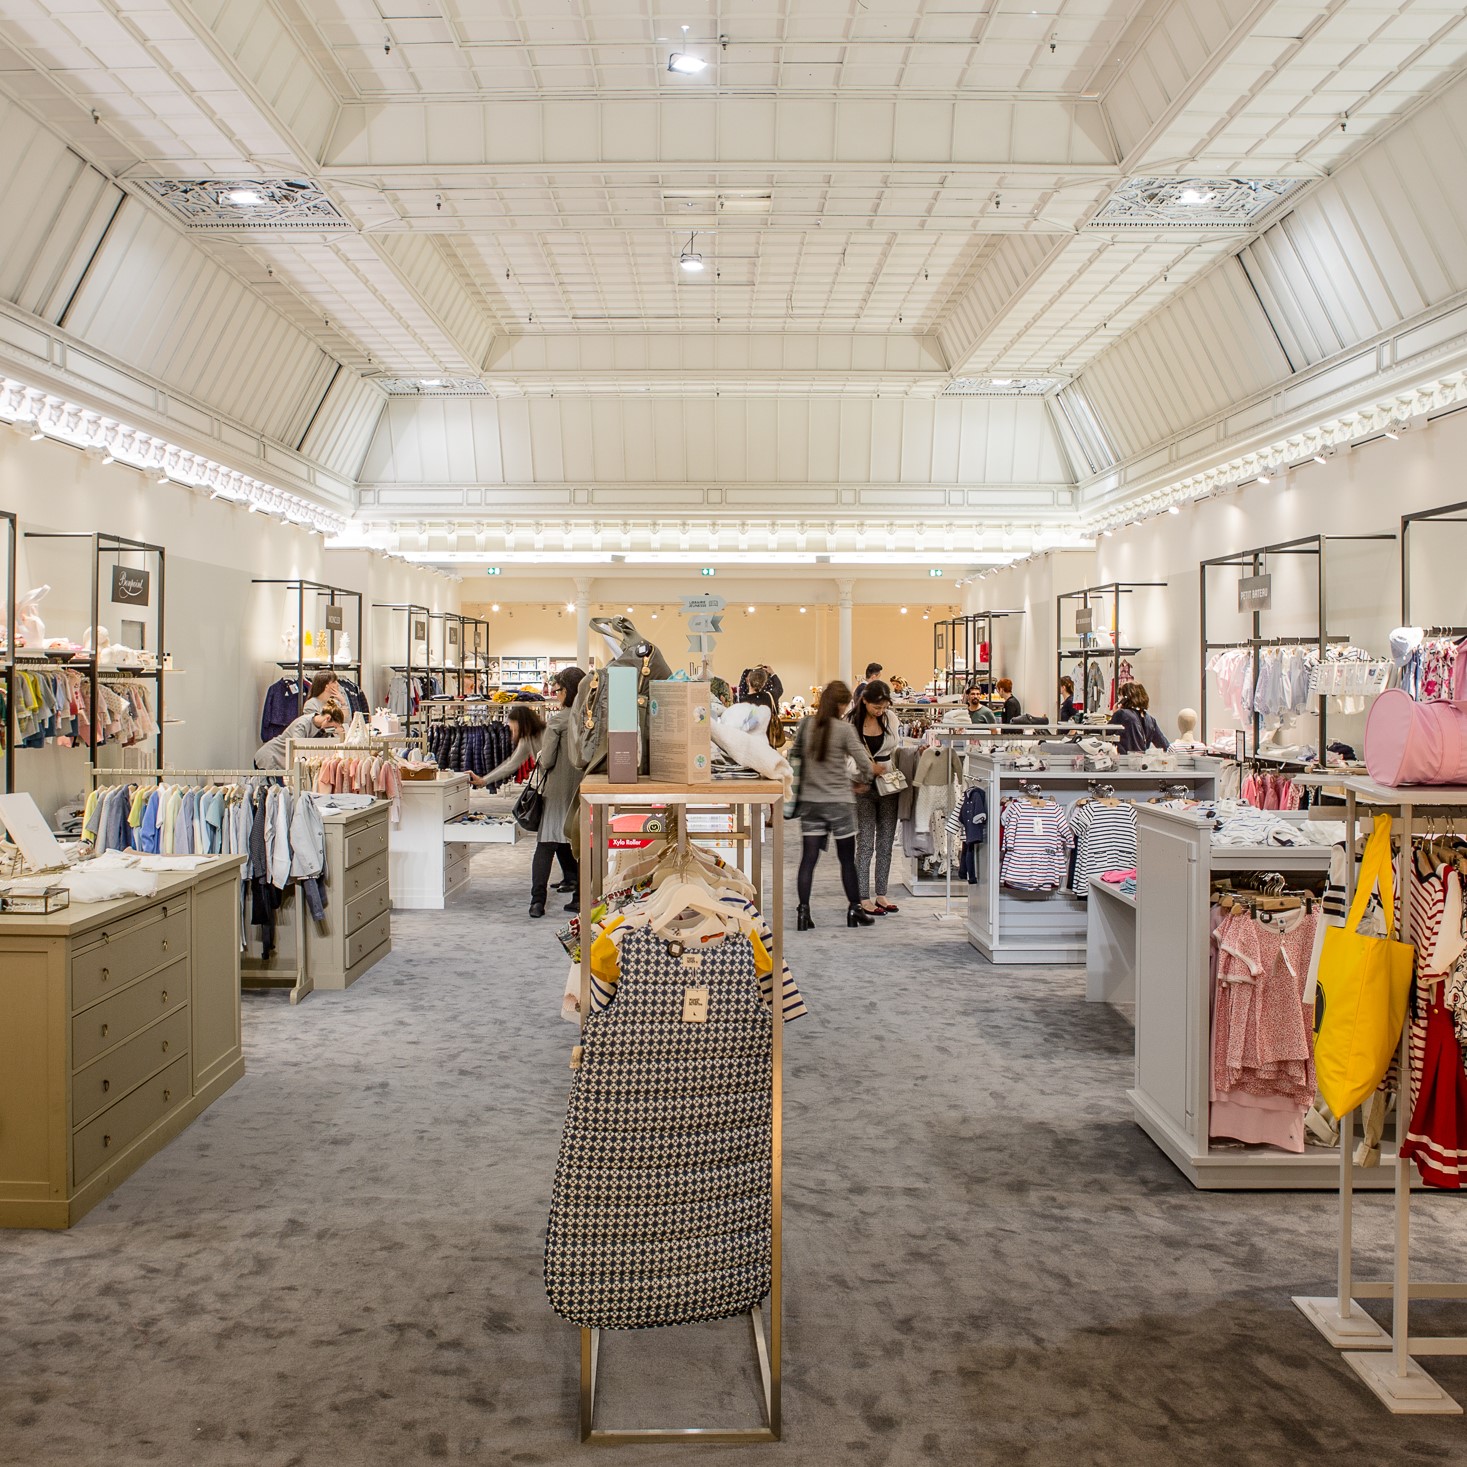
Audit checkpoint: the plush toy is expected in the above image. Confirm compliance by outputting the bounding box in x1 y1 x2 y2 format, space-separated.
711 702 793 799
16 584 49 647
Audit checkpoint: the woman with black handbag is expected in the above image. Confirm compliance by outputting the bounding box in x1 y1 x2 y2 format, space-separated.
472 666 587 917
849 679 902 918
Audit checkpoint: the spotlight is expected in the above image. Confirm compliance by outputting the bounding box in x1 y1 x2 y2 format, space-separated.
1258 473 1271 485
679 233 705 274
29 428 43 440
1167 504 1180 515
667 52 707 73
491 603 500 612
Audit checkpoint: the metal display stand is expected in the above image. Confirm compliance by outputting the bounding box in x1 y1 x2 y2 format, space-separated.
375 601 431 734
253 579 364 716
1055 582 1163 721
964 753 1219 965
574 775 784 1443
1400 497 1467 633
1292 776 1467 1415
21 531 167 772
1 509 14 793
932 610 1022 702
1127 803 1369 1189
1199 534 1393 756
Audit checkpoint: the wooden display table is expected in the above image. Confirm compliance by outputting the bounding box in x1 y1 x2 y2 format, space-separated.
0 856 245 1229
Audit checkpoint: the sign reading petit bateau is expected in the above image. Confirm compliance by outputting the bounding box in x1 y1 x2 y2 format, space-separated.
110 565 150 606
1238 574 1272 612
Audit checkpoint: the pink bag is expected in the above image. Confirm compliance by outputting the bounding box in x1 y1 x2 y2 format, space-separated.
1365 688 1467 786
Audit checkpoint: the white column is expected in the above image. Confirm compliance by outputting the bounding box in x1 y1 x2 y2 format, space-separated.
837 580 854 688
574 577 593 668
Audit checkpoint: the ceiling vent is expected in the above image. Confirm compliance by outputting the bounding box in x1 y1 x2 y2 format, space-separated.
944 377 1061 396
1089 177 1303 231
135 179 352 231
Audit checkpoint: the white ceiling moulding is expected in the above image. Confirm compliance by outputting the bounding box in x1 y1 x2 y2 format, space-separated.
0 377 347 537
944 378 1063 396
1089 178 1305 233
374 378 489 396
134 180 353 233
1085 373 1467 537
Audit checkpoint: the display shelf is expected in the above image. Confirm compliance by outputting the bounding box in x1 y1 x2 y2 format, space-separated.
1199 534 1394 757
253 580 363 717
1126 802 1388 1190
1087 878 1136 1007
1056 582 1164 723
374 601 431 732
389 772 473 909
931 610 1022 697
21 531 167 773
964 754 1219 965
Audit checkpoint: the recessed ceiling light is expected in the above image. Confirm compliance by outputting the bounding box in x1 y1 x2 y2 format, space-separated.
491 603 500 612
667 53 707 73
1258 473 1271 485
226 189 264 206
1167 504 1180 515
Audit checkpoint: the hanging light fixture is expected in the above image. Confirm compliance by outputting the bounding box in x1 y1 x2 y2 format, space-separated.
667 52 707 73
678 231 705 273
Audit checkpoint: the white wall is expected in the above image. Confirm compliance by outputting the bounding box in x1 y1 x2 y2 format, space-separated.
971 406 1467 745
2 432 453 819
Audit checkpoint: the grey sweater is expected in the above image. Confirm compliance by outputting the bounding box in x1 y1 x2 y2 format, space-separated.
796 718 876 802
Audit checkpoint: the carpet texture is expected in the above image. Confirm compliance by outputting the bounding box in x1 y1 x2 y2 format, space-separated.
3 838 1467 1466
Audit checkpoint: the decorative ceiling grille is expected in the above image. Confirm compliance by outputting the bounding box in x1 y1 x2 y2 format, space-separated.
376 378 489 395
1089 178 1304 230
136 179 351 231
943 378 1061 396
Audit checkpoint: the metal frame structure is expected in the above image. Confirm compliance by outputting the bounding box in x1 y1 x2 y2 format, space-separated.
1054 582 1163 722
574 775 785 1443
1199 534 1393 757
253 579 364 720
1400 498 1467 630
375 601 431 733
1 509 14 793
23 531 167 772
1293 777 1467 1415
932 610 1023 702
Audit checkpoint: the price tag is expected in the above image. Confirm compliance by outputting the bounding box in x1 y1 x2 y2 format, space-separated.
682 986 710 1023
1031 817 1043 836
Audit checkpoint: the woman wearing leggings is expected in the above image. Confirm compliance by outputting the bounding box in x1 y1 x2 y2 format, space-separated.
792 680 881 931
849 678 901 917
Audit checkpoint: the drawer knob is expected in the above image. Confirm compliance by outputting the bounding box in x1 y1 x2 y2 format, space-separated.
162 940 169 953
161 905 169 918
161 1040 169 1053
101 1024 109 1038
163 1089 172 1103
161 990 168 1003
102 932 111 945
101 967 110 982
102 1079 110 1093
102 1134 112 1148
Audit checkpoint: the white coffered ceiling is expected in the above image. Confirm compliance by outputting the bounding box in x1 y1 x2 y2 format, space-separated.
0 0 1462 554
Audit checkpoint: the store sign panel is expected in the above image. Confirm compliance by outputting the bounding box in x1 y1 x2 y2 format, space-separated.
1075 607 1094 634
681 595 725 613
111 565 150 606
325 604 344 632
1237 574 1272 612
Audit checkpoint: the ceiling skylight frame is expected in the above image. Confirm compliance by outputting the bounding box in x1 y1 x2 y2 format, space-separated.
1089 177 1305 232
135 179 352 232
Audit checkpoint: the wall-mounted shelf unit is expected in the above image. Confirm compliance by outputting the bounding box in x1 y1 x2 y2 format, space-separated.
933 610 1023 700
1055 582 1164 721
253 579 364 720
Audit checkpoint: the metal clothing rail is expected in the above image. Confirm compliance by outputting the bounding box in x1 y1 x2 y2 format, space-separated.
1054 582 1164 723
574 776 785 1443
1199 533 1394 758
1293 775 1467 1415
1402 497 1467 625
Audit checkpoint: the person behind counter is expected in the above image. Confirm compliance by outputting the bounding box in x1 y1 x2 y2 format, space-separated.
1115 681 1170 754
964 683 998 725
996 678 1022 723
254 704 343 770
1059 675 1078 723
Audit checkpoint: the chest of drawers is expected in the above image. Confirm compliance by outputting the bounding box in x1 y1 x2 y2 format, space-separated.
0 857 245 1229
390 774 473 910
304 803 393 990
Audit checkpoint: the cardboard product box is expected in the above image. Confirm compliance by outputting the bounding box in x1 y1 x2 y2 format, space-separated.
648 681 712 783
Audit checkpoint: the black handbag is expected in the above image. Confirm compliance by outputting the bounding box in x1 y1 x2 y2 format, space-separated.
512 765 548 832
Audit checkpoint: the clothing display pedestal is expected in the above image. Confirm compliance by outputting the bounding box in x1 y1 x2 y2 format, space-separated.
1086 880 1135 1007
389 773 472 910
1128 803 1368 1190
0 856 245 1229
964 755 1219 965
305 803 392 990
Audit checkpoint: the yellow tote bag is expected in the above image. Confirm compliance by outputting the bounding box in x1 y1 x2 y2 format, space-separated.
1313 813 1415 1118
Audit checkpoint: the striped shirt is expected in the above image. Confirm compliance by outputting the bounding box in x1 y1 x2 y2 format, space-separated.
999 799 1073 891
1069 800 1138 898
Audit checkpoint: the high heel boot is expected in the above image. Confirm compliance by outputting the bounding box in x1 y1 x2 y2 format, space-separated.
796 904 814 931
847 904 876 928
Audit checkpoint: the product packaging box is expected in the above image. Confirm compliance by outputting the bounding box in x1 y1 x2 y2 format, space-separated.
648 681 712 783
606 664 640 783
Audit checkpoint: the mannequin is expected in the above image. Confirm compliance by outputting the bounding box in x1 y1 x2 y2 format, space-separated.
1171 707 1208 753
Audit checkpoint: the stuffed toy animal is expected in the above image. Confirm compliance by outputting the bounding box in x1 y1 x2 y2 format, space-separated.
711 702 793 799
15 584 49 647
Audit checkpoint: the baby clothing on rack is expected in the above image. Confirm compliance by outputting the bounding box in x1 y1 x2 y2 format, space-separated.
1068 800 1138 898
998 797 1073 891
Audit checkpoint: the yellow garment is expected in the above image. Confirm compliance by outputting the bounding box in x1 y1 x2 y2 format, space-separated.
589 913 772 986
128 784 151 828
80 788 101 845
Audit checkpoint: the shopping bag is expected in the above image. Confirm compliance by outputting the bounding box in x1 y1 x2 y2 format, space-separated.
1313 814 1415 1117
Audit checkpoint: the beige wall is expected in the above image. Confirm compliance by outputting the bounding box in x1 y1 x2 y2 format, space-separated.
461 596 957 696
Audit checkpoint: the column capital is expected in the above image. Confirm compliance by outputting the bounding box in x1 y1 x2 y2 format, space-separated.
836 578 855 608
573 576 594 602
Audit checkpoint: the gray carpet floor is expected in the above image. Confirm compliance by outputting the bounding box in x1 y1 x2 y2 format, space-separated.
4 838 1467 1466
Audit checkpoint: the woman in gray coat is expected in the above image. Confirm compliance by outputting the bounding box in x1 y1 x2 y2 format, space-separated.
472 666 586 917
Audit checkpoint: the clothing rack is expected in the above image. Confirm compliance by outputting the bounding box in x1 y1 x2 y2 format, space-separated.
1055 582 1164 722
1200 533 1394 758
252 579 363 711
1401 498 1467 626
573 776 784 1442
1292 776 1467 1415
932 610 1023 698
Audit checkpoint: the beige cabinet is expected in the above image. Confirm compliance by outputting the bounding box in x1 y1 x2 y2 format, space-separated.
0 857 245 1230
390 773 472 910
304 803 392 990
